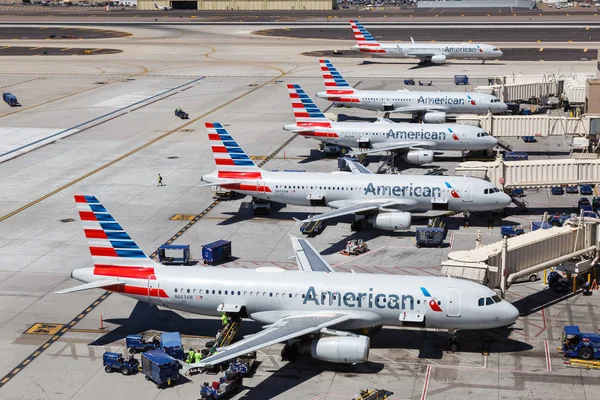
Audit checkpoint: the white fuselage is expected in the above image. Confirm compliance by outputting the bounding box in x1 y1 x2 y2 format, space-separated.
316 89 508 115
203 171 511 212
284 121 497 151
353 42 503 61
72 265 519 331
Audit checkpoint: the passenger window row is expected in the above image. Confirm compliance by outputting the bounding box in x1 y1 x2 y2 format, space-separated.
174 288 299 299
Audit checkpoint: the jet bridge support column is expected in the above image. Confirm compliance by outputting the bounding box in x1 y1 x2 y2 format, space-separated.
500 237 508 299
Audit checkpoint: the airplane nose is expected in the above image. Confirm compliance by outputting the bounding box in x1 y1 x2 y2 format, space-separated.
505 302 520 325
498 50 504 57
488 135 498 147
499 192 512 208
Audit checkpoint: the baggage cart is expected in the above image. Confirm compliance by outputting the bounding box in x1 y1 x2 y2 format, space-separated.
157 245 191 265
141 350 179 389
454 75 469 85
202 240 232 266
161 332 184 361
2 92 20 107
415 227 445 248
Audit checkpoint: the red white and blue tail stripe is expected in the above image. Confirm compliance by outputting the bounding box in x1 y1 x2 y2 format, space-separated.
320 59 353 92
75 195 156 268
350 20 385 53
206 122 263 180
288 84 332 129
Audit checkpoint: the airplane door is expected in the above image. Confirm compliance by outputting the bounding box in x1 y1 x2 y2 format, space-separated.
446 288 461 317
148 275 160 304
462 183 473 202
460 131 469 143
256 180 266 194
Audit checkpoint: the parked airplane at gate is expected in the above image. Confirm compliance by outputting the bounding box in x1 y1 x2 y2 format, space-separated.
58 196 519 367
200 122 511 230
350 20 503 65
284 84 497 162
316 60 508 123
154 3 172 10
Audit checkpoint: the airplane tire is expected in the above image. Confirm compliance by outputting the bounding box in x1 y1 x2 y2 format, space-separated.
450 342 459 353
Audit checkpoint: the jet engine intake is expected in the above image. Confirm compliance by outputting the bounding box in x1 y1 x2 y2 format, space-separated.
366 212 411 231
309 335 370 364
430 54 447 64
402 150 434 165
422 111 446 124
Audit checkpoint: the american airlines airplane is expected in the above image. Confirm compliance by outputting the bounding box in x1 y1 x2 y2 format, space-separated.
316 59 508 123
58 196 520 367
284 83 497 162
350 20 503 65
200 122 511 230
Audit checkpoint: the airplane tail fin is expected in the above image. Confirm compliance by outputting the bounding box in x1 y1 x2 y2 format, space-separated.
206 122 264 180
287 84 332 129
349 20 384 53
74 194 157 269
319 59 354 96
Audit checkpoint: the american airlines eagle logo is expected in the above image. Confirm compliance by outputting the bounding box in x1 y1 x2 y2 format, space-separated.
448 128 459 141
467 95 477 106
445 182 461 198
420 287 443 312
477 45 483 53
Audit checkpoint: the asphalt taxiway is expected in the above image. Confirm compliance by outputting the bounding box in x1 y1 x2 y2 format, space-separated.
0 21 598 400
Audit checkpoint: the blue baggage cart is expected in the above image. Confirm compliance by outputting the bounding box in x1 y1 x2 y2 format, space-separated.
2 92 20 107
202 240 232 266
454 75 469 85
160 332 184 361
141 350 179 389
157 244 191 265
503 151 528 161
531 221 551 231
415 227 445 248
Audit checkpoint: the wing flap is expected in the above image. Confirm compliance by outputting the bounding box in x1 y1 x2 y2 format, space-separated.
182 313 351 369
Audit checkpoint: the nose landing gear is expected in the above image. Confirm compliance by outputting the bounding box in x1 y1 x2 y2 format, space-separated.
448 329 459 353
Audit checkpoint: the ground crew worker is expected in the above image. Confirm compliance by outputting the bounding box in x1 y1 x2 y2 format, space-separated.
194 349 203 363
157 173 164 187
221 313 230 327
187 348 195 364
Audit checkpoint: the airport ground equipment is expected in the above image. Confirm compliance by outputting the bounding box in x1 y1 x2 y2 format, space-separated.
352 388 394 400
531 221 551 231
580 185 594 195
501 225 525 238
561 326 600 360
342 239 369 255
202 240 232 266
510 188 524 197
160 332 184 361
503 151 528 161
522 136 537 143
141 350 179 388
419 80 432 86
2 92 20 107
157 245 191 265
593 197 600 211
251 197 271 215
454 75 469 85
578 198 591 208
174 108 188 119
415 227 445 247
199 367 243 400
580 205 598 218
212 185 232 198
191 317 246 376
403 78 415 85
551 187 565 196
566 186 579 194
300 215 325 235
548 271 571 292
548 213 572 226
126 334 160 354
103 352 139 375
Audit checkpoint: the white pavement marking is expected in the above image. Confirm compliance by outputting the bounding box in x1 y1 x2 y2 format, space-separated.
93 92 156 108
545 340 552 371
421 364 432 400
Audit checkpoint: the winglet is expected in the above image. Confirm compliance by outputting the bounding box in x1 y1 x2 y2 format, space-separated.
289 234 335 273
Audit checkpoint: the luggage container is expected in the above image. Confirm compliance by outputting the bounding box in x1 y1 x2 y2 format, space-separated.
531 221 551 231
503 151 528 161
157 245 191 265
415 227 445 248
202 240 232 266
454 75 469 85
141 350 179 389
2 92 20 107
160 332 184 360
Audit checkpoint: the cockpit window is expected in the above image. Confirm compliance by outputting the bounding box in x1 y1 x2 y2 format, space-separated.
486 297 494 305
484 189 489 194
478 298 484 306
493 48 500 51
492 295 502 303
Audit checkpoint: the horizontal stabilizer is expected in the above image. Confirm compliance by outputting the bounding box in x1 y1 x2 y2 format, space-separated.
55 280 123 294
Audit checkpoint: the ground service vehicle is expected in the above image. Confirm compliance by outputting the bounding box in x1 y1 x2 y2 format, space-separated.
501 225 525 237
103 352 139 375
2 92 20 107
404 78 415 85
353 389 394 400
126 334 160 354
566 186 579 194
454 75 469 85
141 350 179 388
551 187 565 196
503 152 528 161
175 108 189 119
548 271 571 292
562 326 600 360
580 185 594 195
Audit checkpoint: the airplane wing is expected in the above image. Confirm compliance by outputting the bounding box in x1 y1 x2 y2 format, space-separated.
389 105 450 114
296 199 416 223
346 161 373 175
290 235 336 273
55 280 123 294
181 313 351 369
354 141 435 155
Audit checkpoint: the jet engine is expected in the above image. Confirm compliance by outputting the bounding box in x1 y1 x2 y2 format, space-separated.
430 54 447 64
309 336 370 364
402 150 434 165
422 111 446 124
366 212 411 231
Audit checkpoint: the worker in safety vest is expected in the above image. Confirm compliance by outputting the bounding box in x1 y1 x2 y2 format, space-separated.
187 348 195 364
221 313 230 327
194 350 203 363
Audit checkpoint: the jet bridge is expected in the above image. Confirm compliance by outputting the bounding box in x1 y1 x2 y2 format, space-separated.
441 218 600 296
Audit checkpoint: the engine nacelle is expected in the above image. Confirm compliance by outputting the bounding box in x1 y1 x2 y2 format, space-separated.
422 111 446 124
402 150 434 165
310 336 370 364
366 212 411 231
430 54 447 64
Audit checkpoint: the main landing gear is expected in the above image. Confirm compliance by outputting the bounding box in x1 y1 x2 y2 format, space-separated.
448 329 459 353
281 343 298 362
